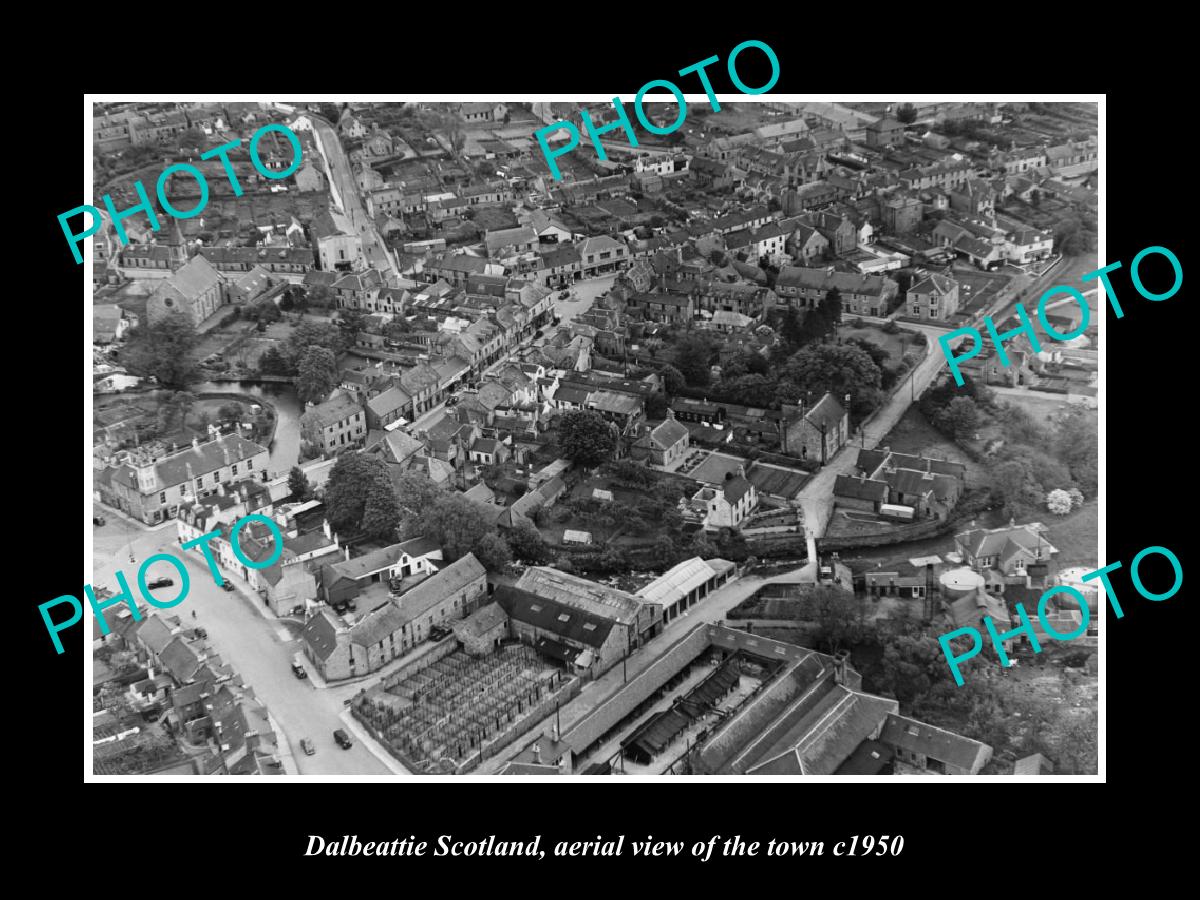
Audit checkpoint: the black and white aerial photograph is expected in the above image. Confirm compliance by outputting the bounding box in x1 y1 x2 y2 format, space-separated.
87 98 1100 778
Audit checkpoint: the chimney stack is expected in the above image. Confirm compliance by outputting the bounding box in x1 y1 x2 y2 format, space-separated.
832 649 850 685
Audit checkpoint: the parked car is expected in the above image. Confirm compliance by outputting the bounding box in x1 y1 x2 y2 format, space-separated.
194 627 208 639
346 598 357 611
333 729 353 750
558 290 571 299
92 515 106 526
146 577 174 590
291 654 308 679
220 581 235 592
300 738 316 756
428 624 453 643
290 604 306 617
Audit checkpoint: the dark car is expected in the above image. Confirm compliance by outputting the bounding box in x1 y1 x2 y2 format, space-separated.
220 581 235 592
333 729 353 750
346 598 357 611
92 515 106 526
146 577 175 590
558 290 571 299
428 625 453 643
194 627 208 639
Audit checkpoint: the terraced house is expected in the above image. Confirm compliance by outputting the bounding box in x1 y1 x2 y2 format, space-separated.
775 266 898 317
300 393 367 454
95 433 269 525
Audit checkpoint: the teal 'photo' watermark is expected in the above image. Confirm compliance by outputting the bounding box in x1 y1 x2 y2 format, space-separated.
59 122 304 264
939 245 1183 386
938 545 1183 686
46 513 283 654
533 39 781 181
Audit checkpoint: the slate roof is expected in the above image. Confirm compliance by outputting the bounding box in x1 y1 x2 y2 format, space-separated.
834 474 889 503
366 385 412 419
301 609 341 662
879 713 991 772
303 394 363 428
803 393 847 431
910 273 957 296
494 584 614 649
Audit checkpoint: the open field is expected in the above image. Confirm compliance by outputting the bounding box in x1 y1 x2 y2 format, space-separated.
1043 499 1099 569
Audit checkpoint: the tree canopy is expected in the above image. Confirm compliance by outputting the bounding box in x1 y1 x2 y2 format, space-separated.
120 312 200 388
417 493 511 570
323 452 395 534
673 334 715 386
558 410 617 467
296 346 338 405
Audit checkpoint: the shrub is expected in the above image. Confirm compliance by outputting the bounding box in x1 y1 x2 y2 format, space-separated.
1046 488 1072 515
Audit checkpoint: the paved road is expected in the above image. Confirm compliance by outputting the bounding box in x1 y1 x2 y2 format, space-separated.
91 511 391 775
308 116 397 276
555 272 615 326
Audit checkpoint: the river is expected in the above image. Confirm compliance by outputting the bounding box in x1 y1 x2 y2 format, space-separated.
193 380 302 478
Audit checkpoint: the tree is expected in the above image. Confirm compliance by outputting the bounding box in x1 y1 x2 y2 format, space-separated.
1051 710 1098 774
120 312 200 388
877 632 956 705
946 396 981 441
216 403 243 426
1055 407 1098 497
324 452 394 533
991 459 1045 519
559 410 617 467
284 321 344 368
287 466 312 502
782 342 882 415
895 103 918 124
1046 488 1072 515
258 345 293 376
644 392 669 419
778 304 805 349
418 493 510 569
362 471 403 540
801 586 868 654
658 364 686 395
256 302 282 325
507 519 550 564
674 334 715 386
306 283 333 310
296 346 338 405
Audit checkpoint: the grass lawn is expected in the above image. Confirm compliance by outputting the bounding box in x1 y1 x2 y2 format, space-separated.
993 391 1094 427
838 324 911 362
1044 499 1099 569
